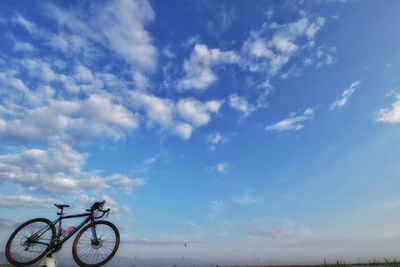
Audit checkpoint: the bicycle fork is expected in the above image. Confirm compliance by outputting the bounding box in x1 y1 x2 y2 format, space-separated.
91 226 98 241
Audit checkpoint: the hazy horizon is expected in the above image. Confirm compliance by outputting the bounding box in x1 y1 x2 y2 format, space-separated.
1 0 400 265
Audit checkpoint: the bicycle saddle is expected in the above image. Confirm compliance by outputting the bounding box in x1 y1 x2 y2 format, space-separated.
54 204 70 209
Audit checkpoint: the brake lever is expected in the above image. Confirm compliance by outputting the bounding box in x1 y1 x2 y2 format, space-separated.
106 209 110 218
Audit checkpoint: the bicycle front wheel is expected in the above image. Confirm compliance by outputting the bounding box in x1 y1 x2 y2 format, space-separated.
72 220 120 267
5 218 56 266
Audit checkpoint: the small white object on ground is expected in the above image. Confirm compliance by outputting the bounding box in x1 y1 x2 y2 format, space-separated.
38 256 57 267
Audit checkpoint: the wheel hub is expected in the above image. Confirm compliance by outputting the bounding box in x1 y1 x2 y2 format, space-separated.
21 234 39 248
91 238 103 249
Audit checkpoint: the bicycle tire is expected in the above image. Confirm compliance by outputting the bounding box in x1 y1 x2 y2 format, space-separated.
72 220 120 267
5 218 56 266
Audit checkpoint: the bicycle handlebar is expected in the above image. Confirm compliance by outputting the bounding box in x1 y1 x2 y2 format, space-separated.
96 208 110 219
85 200 110 218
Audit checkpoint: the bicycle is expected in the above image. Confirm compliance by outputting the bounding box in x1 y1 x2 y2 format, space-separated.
5 200 120 267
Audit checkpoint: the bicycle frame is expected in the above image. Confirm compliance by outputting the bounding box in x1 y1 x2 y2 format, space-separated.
53 211 94 246
35 211 96 248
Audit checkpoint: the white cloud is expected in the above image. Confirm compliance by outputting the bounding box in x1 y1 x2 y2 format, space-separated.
94 0 156 70
74 64 93 83
228 94 264 116
130 90 175 127
0 195 55 209
178 44 239 91
265 108 314 132
0 58 221 142
241 16 326 76
377 95 400 124
20 58 58 81
271 35 298 54
330 81 361 110
48 32 94 57
0 94 138 143
108 174 146 193
0 145 145 194
243 39 273 59
174 123 193 140
0 73 28 93
46 0 157 71
84 94 137 128
129 91 222 139
305 17 326 38
132 71 149 89
176 98 222 126
0 144 84 174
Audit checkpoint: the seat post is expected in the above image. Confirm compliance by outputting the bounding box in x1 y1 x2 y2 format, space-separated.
57 208 64 216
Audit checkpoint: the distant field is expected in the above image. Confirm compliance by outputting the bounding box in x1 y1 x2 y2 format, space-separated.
222 263 400 267
226 262 400 267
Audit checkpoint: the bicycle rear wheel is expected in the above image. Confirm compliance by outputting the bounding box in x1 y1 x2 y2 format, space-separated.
5 218 56 266
72 220 120 267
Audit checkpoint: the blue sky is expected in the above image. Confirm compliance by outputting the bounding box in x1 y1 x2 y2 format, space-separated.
1 0 400 264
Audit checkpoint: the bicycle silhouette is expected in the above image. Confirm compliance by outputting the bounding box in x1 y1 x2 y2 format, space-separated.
5 200 120 267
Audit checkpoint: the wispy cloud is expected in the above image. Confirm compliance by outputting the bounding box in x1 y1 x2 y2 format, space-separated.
124 238 201 246
14 41 35 52
215 162 228 174
206 132 228 150
248 218 312 239
374 200 400 209
232 191 261 204
144 155 159 165
210 200 225 213
265 108 314 132
330 81 361 110
12 14 38 34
